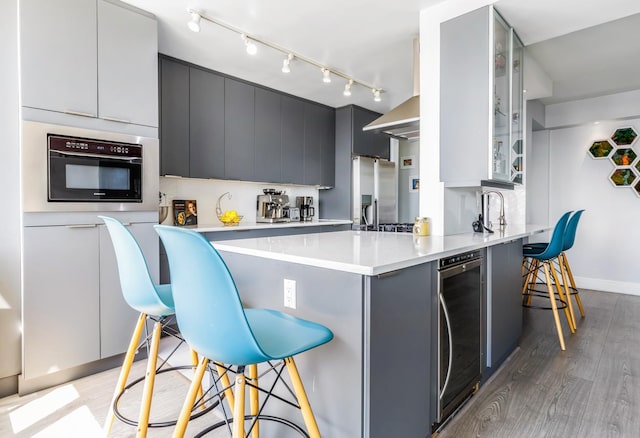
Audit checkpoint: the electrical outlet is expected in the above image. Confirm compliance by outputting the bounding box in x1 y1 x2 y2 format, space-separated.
284 279 297 309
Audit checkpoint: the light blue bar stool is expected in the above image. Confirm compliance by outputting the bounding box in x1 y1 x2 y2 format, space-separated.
100 216 205 437
521 211 573 350
523 209 586 323
155 225 334 438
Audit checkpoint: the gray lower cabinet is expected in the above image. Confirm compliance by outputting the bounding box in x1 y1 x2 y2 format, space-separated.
281 95 305 184
160 57 189 176
486 238 523 372
22 222 158 383
190 66 225 179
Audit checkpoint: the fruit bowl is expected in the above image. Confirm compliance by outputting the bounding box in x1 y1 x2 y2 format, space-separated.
218 214 243 226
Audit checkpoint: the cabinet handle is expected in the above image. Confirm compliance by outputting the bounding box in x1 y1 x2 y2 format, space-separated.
102 116 131 124
163 174 183 179
66 224 97 229
64 110 97 118
377 269 400 279
438 292 454 400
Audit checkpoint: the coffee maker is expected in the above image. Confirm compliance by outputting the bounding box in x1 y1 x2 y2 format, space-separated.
296 196 315 222
257 189 290 223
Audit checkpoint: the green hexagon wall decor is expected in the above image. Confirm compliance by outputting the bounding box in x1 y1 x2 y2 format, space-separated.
588 140 614 158
611 127 638 146
610 148 638 166
610 168 636 186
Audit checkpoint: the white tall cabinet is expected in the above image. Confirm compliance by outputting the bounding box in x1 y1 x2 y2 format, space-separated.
20 0 158 128
440 5 524 188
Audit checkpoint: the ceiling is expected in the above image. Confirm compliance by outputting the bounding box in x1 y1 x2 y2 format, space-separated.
122 0 640 112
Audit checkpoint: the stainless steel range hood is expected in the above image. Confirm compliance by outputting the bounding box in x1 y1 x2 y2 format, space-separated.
363 39 420 141
362 95 419 141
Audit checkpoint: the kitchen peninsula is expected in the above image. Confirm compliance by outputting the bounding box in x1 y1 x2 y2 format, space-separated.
212 225 547 437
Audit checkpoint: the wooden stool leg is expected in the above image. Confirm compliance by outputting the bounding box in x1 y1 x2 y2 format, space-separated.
215 363 235 410
172 357 209 438
523 259 539 306
543 262 566 350
233 367 247 438
558 253 577 330
136 321 162 437
285 357 321 438
549 262 575 334
563 253 586 318
249 364 260 437
188 349 205 410
104 312 147 436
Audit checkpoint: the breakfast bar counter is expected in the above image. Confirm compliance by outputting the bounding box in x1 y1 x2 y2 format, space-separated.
212 225 547 438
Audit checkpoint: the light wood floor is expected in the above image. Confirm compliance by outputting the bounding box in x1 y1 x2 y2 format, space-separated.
1 289 639 437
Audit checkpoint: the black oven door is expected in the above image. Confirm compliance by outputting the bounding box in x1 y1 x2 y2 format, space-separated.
48 151 142 202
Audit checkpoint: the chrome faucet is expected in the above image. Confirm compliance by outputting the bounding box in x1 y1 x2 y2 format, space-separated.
481 190 507 230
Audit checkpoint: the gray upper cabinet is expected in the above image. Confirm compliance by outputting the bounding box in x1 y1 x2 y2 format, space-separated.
20 0 97 117
97 0 158 127
255 88 282 183
21 0 158 128
225 78 255 181
304 103 323 185
158 56 335 185
160 58 189 176
352 106 390 159
281 96 306 185
190 67 225 179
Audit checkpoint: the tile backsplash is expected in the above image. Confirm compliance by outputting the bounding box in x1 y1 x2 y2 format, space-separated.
159 177 319 225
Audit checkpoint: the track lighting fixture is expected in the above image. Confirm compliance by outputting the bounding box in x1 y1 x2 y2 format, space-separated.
321 68 331 83
186 10 384 102
187 12 201 33
344 79 353 97
241 34 257 55
282 53 293 73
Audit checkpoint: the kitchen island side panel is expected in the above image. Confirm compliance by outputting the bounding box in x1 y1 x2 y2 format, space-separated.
219 251 365 438
366 263 433 438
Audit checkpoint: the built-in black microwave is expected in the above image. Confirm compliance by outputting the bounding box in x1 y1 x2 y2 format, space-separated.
48 134 143 202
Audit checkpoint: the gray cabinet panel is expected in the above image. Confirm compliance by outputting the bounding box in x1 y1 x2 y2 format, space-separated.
487 239 523 370
320 105 336 187
97 0 158 127
254 88 282 183
20 0 97 116
23 226 100 380
352 106 389 159
160 58 190 176
225 78 255 180
281 96 305 184
303 103 323 185
368 264 432 437
190 67 225 179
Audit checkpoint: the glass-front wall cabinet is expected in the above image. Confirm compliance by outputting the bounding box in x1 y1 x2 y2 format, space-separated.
491 12 524 184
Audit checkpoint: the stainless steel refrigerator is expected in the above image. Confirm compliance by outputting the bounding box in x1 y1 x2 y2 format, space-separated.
352 156 397 226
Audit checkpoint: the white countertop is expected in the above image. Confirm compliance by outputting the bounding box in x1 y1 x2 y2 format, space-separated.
213 224 550 276
190 219 352 233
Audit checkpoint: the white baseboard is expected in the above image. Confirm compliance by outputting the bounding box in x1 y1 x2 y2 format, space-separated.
574 276 640 296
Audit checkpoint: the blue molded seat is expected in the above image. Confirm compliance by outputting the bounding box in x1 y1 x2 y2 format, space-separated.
155 224 333 438
521 211 573 351
524 209 584 253
100 216 202 437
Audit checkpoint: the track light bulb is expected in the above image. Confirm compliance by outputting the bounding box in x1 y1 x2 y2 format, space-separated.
241 34 257 55
373 89 381 102
343 79 353 97
187 12 201 33
321 68 331 83
282 53 293 73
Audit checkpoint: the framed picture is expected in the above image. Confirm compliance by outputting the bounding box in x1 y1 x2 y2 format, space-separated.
173 199 198 226
410 176 420 192
400 155 415 169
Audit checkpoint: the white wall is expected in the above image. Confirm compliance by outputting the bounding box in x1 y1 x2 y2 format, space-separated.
159 177 319 225
0 0 22 381
530 92 640 294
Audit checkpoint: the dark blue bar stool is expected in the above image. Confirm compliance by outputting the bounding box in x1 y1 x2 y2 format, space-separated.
521 211 573 350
